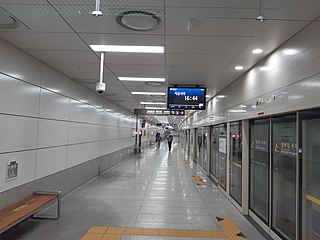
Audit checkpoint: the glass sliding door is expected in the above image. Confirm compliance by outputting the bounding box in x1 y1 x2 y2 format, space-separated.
271 114 297 240
211 126 219 177
250 118 270 223
190 129 195 160
230 121 242 205
218 124 227 189
196 128 203 165
300 109 320 240
186 130 190 155
203 127 209 173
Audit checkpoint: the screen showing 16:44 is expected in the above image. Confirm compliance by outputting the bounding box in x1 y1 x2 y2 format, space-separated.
167 87 206 110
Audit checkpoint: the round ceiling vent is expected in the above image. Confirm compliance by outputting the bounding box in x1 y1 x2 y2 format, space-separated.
116 11 161 31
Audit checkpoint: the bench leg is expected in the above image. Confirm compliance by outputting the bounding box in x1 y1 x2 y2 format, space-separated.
31 191 61 220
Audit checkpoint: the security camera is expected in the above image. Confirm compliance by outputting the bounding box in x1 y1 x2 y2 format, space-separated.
96 82 106 95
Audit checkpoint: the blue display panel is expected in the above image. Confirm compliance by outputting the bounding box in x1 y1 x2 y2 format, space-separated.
167 87 206 110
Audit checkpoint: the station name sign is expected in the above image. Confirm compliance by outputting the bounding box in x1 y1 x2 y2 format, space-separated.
134 109 185 116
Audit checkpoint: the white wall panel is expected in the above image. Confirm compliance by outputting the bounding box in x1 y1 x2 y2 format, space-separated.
36 146 67 179
37 119 69 148
102 126 118 140
119 128 131 138
87 124 101 142
0 40 41 86
87 142 102 160
0 115 38 153
69 99 88 123
68 122 88 144
0 74 40 117
87 105 101 125
67 144 88 168
41 64 71 97
103 112 118 126
70 81 89 103
39 88 70 120
0 150 36 193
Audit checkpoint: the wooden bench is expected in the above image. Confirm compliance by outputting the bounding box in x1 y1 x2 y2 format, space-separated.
0 191 61 235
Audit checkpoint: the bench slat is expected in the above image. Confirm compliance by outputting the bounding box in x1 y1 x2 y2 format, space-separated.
0 194 57 233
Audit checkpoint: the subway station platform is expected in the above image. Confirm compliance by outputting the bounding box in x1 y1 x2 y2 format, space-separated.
0 141 265 240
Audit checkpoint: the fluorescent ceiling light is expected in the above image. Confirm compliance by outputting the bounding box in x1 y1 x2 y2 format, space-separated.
216 95 227 98
205 95 210 98
252 49 264 54
283 49 297 55
235 66 244 70
118 77 165 82
141 102 166 105
90 45 164 53
132 92 166 95
229 110 247 113
145 107 167 110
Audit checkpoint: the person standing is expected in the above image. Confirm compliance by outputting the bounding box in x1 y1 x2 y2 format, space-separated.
155 132 161 150
167 134 173 151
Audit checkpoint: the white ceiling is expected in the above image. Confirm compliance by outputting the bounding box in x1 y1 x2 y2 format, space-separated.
1 0 320 124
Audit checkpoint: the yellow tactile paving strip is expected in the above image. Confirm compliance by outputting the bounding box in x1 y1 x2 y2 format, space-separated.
184 160 191 165
81 216 246 239
217 217 246 240
193 175 206 186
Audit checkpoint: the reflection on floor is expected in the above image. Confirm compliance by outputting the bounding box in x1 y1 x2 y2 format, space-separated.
0 142 266 240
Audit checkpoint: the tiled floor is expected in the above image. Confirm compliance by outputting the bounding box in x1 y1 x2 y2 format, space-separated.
0 142 266 240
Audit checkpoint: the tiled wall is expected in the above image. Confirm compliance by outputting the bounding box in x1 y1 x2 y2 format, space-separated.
0 38 136 204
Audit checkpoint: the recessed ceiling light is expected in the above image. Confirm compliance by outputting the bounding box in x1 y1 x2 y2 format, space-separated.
235 66 244 70
216 95 227 98
90 45 164 53
283 49 297 55
140 102 166 105
132 92 166 95
118 77 165 82
205 95 210 98
252 49 264 54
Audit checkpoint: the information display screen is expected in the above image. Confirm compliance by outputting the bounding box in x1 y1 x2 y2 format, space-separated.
167 87 206 110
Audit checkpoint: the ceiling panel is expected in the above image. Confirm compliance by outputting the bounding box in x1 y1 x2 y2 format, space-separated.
166 53 233 67
26 50 99 63
167 66 221 85
104 53 164 65
47 62 110 80
0 32 88 50
166 7 277 19
108 64 165 77
166 18 260 37
1 4 72 32
51 0 164 8
166 0 287 8
80 33 164 46
166 35 252 54
0 1 48 4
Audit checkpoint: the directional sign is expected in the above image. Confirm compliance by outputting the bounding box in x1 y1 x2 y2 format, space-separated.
134 109 185 116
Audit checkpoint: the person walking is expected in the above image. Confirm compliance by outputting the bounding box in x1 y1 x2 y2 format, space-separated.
155 132 161 150
167 133 173 151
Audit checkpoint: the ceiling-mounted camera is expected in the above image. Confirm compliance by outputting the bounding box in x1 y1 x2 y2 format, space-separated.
96 82 106 95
